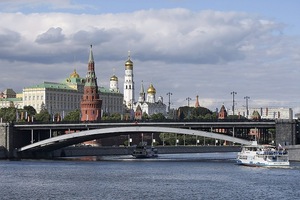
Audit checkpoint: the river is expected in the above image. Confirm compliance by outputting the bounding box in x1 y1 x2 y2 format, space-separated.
1 153 300 200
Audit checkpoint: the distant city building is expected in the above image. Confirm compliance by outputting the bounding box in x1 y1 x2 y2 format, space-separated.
80 45 102 121
234 107 293 120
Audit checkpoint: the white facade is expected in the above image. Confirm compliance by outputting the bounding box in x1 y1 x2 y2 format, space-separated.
132 82 166 116
0 97 23 109
100 75 124 115
234 107 293 120
123 53 135 108
22 70 85 115
23 81 84 115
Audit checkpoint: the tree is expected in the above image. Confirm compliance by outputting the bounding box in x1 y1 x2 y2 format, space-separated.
142 112 150 121
191 107 212 117
23 106 36 117
0 107 17 122
150 113 166 121
62 109 81 122
35 109 51 122
101 113 122 121
177 106 214 120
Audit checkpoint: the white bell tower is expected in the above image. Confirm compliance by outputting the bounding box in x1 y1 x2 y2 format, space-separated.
123 51 135 108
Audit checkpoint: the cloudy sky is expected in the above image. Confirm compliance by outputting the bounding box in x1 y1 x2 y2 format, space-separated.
0 0 300 114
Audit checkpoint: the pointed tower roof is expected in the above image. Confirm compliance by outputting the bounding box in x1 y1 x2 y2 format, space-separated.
140 80 145 94
195 95 200 107
218 104 227 119
138 80 145 103
88 45 94 63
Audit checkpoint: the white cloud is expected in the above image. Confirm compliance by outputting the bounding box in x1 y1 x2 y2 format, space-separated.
0 8 299 112
36 27 65 44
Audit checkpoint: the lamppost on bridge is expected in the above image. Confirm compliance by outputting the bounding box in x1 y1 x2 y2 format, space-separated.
244 96 250 118
128 135 132 147
231 91 237 116
166 92 172 113
186 97 191 107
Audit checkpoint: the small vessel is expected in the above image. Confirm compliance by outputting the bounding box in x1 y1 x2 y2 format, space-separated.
236 141 289 167
132 142 158 158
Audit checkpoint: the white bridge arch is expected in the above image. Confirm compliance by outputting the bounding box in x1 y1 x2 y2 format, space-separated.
19 126 252 152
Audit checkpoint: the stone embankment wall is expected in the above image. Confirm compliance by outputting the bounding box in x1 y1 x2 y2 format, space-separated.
287 145 300 161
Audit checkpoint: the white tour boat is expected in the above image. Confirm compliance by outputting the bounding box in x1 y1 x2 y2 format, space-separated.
236 141 289 167
132 142 158 158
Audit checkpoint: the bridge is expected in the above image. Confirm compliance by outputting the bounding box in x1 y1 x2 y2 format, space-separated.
18 126 252 151
0 120 298 159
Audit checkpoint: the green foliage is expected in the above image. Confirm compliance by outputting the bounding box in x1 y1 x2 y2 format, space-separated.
142 112 149 121
35 109 51 122
159 132 217 146
150 113 166 121
177 106 214 120
0 107 17 122
23 105 36 116
62 109 81 122
102 113 122 121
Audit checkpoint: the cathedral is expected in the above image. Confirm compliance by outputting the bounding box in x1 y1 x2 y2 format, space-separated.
122 52 167 119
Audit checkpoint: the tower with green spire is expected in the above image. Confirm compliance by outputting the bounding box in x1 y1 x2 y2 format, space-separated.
80 45 102 121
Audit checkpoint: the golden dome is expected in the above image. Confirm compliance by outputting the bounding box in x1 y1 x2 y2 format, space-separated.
110 74 118 81
70 69 80 78
147 84 156 94
125 58 133 70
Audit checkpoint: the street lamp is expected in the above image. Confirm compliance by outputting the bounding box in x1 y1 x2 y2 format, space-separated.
128 134 132 147
186 97 191 107
166 92 172 113
231 91 237 115
244 96 250 118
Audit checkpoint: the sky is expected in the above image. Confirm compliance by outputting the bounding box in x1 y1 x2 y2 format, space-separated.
0 0 300 114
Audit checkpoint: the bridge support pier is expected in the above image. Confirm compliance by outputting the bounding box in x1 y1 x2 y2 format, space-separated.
0 123 17 159
276 119 298 146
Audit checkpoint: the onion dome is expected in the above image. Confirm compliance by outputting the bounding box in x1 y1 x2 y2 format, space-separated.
125 51 133 70
110 74 118 81
70 69 80 78
147 84 156 94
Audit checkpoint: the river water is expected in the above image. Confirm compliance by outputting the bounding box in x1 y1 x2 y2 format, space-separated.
1 153 300 200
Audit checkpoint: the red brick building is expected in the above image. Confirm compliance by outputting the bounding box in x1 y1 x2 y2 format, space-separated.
80 45 102 121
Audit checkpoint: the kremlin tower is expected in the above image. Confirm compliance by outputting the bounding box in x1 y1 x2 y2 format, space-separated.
80 45 102 121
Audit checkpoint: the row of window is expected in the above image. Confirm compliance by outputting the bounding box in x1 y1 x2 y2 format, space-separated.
24 95 44 101
24 94 82 102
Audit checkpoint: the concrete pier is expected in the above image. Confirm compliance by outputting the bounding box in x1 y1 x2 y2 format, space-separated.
287 145 300 161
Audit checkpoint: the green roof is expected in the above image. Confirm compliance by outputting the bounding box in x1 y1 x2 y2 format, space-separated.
99 87 121 94
0 97 22 102
25 82 74 90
